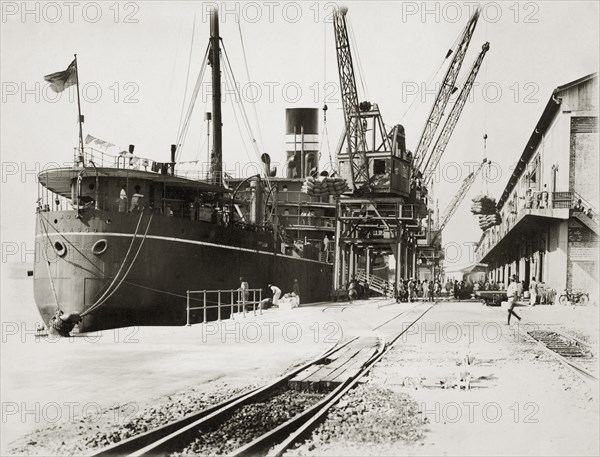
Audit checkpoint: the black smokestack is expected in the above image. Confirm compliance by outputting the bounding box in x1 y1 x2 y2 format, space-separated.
171 144 177 175
129 144 135 154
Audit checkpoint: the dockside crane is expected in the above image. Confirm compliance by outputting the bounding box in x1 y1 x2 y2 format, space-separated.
414 8 480 176
332 6 371 193
421 42 490 186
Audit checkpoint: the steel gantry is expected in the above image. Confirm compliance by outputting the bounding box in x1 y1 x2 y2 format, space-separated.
332 199 424 291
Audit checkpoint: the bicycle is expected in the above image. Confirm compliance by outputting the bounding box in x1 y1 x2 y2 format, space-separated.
558 289 589 305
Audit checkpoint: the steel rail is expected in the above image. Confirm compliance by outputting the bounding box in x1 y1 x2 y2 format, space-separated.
93 303 437 457
524 331 598 384
267 303 437 457
89 338 357 457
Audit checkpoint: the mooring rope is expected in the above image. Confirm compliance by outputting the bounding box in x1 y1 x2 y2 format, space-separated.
81 211 152 317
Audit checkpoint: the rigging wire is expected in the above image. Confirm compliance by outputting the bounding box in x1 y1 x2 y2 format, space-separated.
237 20 266 156
175 43 210 162
401 18 468 126
319 18 335 172
221 40 272 188
347 17 369 101
221 50 254 167
177 12 198 146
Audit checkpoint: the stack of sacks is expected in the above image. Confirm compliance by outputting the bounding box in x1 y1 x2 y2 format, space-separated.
301 176 350 197
478 212 502 231
471 195 497 215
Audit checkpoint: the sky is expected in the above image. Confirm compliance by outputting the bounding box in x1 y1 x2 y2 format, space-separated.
1 0 599 269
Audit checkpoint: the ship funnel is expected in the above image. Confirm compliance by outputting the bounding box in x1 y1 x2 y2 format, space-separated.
129 144 135 154
285 108 319 179
261 153 271 176
171 144 177 175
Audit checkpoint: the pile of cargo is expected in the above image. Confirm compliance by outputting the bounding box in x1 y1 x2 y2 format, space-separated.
301 176 349 197
471 195 501 231
477 212 502 231
470 195 497 215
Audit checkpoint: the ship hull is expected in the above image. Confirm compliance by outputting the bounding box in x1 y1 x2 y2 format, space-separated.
34 209 332 333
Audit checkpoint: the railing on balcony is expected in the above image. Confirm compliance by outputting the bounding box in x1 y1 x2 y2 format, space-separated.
276 191 332 204
476 191 599 261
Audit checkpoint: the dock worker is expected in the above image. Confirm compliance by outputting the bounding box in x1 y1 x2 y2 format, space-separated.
408 278 416 302
239 277 249 304
268 284 282 305
323 235 330 253
507 275 522 325
348 280 357 303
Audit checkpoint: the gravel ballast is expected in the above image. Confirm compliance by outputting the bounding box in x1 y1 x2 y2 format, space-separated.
175 388 324 456
7 383 257 456
285 384 425 456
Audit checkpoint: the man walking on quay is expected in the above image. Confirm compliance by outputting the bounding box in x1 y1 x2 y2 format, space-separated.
507 275 522 325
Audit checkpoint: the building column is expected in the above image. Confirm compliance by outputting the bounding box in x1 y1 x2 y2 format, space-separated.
366 248 371 277
412 247 417 279
395 239 403 289
340 245 347 287
402 241 408 278
349 243 355 280
333 205 342 290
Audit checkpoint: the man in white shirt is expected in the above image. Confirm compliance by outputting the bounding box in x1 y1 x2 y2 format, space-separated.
268 284 282 305
507 275 522 325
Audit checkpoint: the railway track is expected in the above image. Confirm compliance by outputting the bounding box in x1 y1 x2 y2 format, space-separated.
526 329 598 383
90 303 436 457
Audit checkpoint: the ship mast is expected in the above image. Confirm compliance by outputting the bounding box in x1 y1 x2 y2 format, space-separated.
209 7 222 187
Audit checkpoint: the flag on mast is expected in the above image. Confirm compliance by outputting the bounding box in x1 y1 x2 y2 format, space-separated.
44 59 77 93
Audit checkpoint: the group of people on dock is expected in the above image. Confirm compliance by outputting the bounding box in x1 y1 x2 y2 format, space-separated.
393 278 442 303
238 277 300 309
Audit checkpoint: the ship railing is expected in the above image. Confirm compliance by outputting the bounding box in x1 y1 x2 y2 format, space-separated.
185 288 263 326
279 214 335 228
235 189 333 205
75 147 230 184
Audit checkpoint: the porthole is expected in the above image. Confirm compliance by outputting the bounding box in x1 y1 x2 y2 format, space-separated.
53 241 67 257
92 239 108 255
88 183 95 190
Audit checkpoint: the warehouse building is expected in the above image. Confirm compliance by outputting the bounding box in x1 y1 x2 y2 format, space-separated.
475 73 598 301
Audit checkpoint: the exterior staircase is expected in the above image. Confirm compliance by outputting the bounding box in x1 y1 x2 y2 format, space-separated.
571 191 599 234
572 211 599 234
356 269 394 298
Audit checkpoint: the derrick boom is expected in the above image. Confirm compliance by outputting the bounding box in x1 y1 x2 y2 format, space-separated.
332 7 371 192
414 8 480 174
422 42 490 185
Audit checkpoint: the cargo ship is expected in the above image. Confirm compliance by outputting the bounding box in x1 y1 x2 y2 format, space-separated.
32 9 335 334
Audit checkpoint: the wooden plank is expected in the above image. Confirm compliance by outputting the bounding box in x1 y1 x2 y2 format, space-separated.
301 348 364 392
288 345 360 390
321 346 378 390
290 338 380 392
